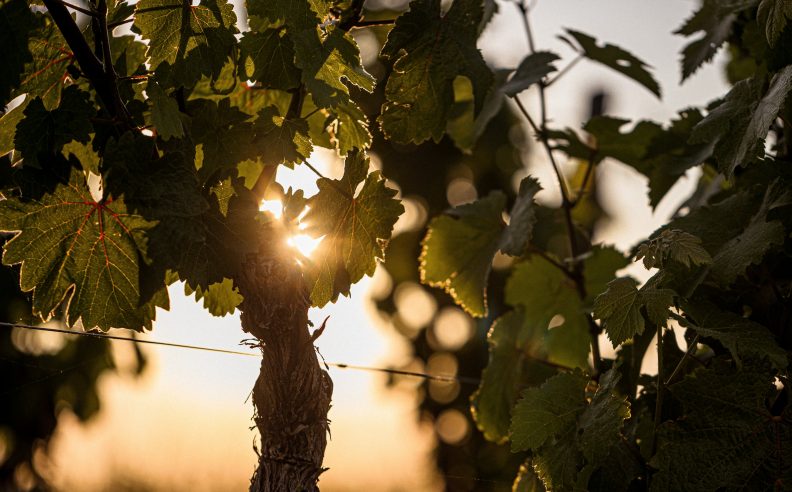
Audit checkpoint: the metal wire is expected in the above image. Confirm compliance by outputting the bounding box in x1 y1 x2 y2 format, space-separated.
0 321 480 385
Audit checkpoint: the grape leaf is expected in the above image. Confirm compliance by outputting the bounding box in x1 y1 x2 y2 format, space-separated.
421 192 505 317
0 98 29 158
512 367 630 490
0 0 37 107
499 176 542 256
564 29 660 97
0 167 160 330
252 106 312 167
302 150 403 307
133 0 237 88
652 362 791 491
578 367 631 463
512 461 546 492
674 0 756 81
635 229 711 270
14 86 94 167
505 255 590 368
757 0 792 47
593 277 675 346
249 0 375 109
146 79 184 140
185 277 242 316
510 371 588 452
326 100 372 155
421 176 542 317
709 180 791 285
379 0 493 144
502 51 560 97
187 98 256 182
103 133 262 289
690 66 792 176
681 301 787 369
471 309 557 443
237 29 300 90
15 19 74 109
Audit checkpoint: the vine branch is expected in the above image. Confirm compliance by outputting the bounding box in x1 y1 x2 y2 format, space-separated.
512 2 603 376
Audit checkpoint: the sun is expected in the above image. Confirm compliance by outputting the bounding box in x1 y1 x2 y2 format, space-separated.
259 199 323 257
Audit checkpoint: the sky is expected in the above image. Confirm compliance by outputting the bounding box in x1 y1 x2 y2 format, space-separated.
33 0 731 490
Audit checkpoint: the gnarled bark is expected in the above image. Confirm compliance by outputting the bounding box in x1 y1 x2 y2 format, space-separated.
238 244 332 492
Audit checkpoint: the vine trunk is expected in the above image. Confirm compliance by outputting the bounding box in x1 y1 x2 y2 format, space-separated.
237 243 332 492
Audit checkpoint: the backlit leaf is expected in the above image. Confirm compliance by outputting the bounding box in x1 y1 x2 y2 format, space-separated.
421 192 505 317
146 79 184 140
379 0 493 144
134 0 237 87
303 150 403 307
0 167 160 330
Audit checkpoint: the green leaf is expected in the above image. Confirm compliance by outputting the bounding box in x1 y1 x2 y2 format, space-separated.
690 66 792 176
252 106 312 167
0 0 37 107
578 367 630 464
505 255 591 368
250 1 374 108
62 139 100 175
103 133 261 289
532 427 582 491
187 98 256 182
15 18 73 109
326 100 372 155
593 277 675 346
134 0 237 87
709 180 791 285
238 29 300 90
512 461 546 492
564 29 660 97
510 371 588 452
0 167 160 330
379 0 493 144
146 80 184 140
674 0 756 81
420 192 505 317
511 367 632 490
303 150 403 307
471 309 557 443
635 229 711 270
0 97 29 158
14 86 94 167
502 51 560 97
499 176 542 256
757 0 792 47
652 362 791 491
682 301 787 369
185 277 242 316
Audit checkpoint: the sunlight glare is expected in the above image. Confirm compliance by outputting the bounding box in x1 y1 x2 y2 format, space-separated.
288 234 323 257
260 199 283 219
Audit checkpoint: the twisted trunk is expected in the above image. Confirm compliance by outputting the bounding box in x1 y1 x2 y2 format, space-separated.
237 244 332 492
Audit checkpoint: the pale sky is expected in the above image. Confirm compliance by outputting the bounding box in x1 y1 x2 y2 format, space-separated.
42 1 728 490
